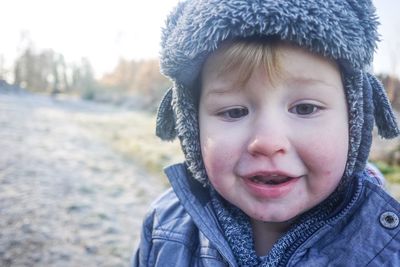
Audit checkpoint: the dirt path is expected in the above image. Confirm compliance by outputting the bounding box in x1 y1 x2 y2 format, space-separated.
0 92 166 267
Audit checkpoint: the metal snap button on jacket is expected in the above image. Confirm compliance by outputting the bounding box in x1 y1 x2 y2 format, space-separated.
380 211 399 229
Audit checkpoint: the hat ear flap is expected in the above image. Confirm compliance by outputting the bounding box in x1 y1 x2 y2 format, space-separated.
156 87 177 141
367 73 400 139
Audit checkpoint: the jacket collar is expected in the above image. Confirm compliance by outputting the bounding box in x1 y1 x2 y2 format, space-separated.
165 163 238 266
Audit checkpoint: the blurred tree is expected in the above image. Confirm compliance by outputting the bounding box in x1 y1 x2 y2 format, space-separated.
12 30 98 95
13 47 35 89
10 30 171 106
132 60 170 102
14 48 57 93
72 58 97 99
51 54 69 95
13 45 96 96
100 58 171 108
388 41 400 102
101 58 139 90
0 55 6 80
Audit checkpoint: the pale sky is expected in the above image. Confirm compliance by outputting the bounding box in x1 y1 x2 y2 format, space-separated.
0 0 179 77
0 0 399 78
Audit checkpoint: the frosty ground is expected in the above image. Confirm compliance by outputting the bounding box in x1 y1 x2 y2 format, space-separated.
0 92 167 267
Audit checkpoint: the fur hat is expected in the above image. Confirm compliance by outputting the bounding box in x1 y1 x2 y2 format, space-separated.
156 0 399 185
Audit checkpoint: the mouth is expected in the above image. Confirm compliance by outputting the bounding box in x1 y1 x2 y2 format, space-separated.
249 175 296 185
242 172 302 198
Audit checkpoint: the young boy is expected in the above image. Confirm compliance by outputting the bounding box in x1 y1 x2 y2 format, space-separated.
133 0 400 266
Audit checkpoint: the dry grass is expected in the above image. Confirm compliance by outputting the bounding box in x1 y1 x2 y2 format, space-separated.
73 110 183 186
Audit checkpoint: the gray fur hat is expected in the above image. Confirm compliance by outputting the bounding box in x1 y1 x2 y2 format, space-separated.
156 0 399 185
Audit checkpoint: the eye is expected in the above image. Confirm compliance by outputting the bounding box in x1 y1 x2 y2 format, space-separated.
218 107 249 120
289 103 320 115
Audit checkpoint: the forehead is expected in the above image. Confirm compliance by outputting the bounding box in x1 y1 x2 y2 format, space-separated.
201 42 342 94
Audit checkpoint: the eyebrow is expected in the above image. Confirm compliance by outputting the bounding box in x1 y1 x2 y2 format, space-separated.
202 75 341 100
286 76 341 90
203 84 245 98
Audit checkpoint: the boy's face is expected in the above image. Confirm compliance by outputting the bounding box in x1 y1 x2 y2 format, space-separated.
199 43 348 223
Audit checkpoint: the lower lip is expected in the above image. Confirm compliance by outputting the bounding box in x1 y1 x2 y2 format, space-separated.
242 176 301 199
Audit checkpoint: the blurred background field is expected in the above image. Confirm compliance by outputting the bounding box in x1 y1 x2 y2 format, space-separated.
72 107 183 185
1 0 400 266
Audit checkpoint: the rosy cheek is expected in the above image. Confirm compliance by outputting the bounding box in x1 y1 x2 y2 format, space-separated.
202 140 223 174
305 142 343 169
204 160 228 191
301 143 345 189
205 152 231 176
202 139 237 184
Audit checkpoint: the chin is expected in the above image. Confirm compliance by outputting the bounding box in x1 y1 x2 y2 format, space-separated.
248 211 297 223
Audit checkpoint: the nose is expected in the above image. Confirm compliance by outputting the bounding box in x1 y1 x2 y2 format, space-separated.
247 119 291 157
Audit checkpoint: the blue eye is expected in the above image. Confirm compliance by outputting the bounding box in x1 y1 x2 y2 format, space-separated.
290 104 319 115
219 107 249 119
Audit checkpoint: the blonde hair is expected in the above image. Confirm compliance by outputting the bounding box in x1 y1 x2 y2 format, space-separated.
209 38 281 85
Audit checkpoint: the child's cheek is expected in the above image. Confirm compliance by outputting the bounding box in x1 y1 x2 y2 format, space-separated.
302 138 347 189
201 138 236 185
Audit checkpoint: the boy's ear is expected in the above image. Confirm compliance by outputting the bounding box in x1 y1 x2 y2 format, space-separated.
368 73 400 139
156 87 177 141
